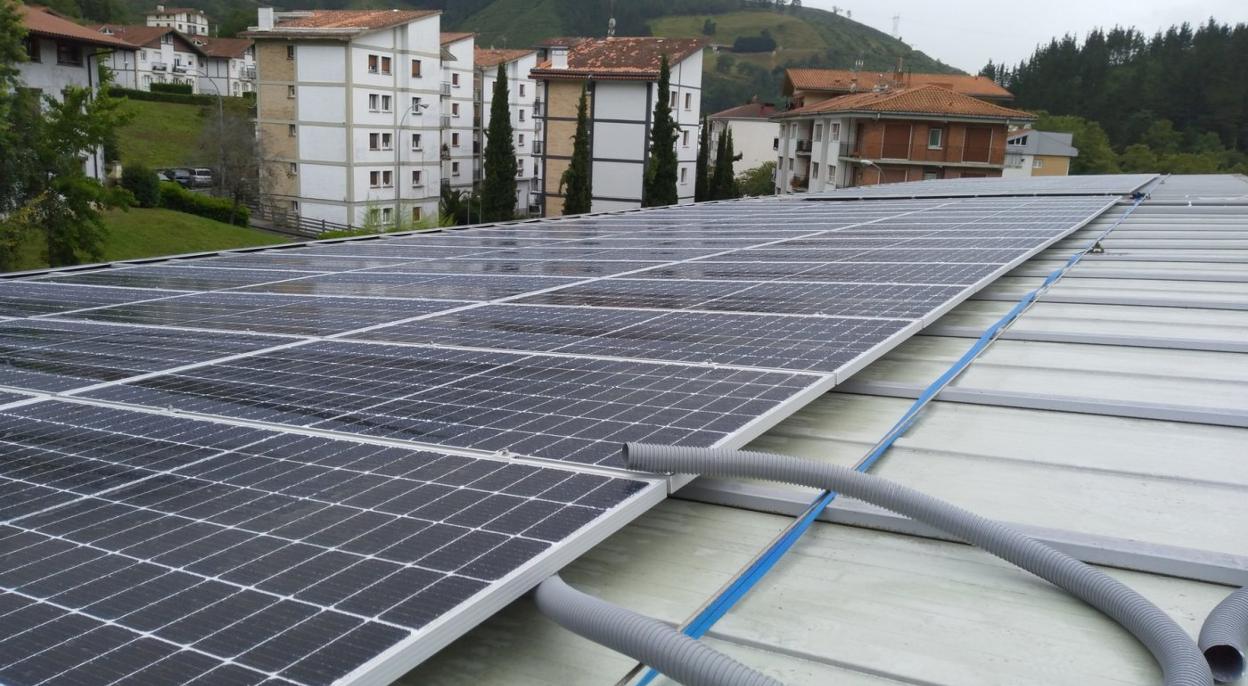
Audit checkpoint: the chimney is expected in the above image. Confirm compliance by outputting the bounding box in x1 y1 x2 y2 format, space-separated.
257 7 274 30
550 45 568 69
155 4 164 11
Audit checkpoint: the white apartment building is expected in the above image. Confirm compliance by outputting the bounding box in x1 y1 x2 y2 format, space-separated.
198 37 256 97
98 25 206 92
16 5 132 180
476 47 540 215
532 37 704 216
707 99 780 177
247 8 444 228
144 5 210 36
440 32 475 195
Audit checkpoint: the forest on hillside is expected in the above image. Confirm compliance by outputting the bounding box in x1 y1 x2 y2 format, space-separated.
983 20 1248 174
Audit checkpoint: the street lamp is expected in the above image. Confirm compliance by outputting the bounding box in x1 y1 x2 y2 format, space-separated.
188 66 225 194
395 102 430 229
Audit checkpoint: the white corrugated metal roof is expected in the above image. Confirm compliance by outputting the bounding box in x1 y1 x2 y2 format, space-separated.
403 175 1248 686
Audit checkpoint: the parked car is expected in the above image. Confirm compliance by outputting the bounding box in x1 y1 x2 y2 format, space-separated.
190 168 214 188
168 168 193 187
155 169 174 183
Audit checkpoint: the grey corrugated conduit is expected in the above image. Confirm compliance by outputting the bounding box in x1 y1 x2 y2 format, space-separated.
532 575 783 686
1199 588 1248 682
624 443 1214 686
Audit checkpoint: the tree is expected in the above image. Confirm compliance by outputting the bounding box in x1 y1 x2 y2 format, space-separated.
694 118 710 202
643 55 679 207
122 164 161 208
1118 144 1158 172
1033 113 1120 174
440 186 481 226
560 85 592 215
701 19 716 36
737 161 776 196
481 64 518 222
1142 119 1182 155
200 107 259 225
709 129 740 199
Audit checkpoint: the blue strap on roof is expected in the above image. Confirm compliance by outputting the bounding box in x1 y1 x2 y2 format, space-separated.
634 193 1147 686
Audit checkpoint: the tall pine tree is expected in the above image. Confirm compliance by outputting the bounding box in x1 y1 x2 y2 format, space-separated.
480 64 517 222
643 55 678 207
709 129 741 200
560 85 592 215
694 117 710 202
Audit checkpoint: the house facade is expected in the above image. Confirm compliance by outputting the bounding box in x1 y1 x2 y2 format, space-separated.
439 33 476 196
708 99 779 177
144 5 210 36
476 47 540 215
198 37 256 97
773 85 1035 193
247 8 444 228
98 25 205 92
783 67 1015 106
532 37 704 216
16 5 133 180
1003 129 1078 178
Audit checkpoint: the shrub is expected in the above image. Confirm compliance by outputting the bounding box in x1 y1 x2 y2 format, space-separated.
151 82 194 95
121 164 161 207
158 182 250 226
731 35 777 53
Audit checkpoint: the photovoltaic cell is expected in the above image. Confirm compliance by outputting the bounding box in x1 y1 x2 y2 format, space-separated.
239 273 581 301
633 261 1005 285
41 265 320 291
0 319 293 393
0 282 182 318
358 260 664 278
806 173 1156 199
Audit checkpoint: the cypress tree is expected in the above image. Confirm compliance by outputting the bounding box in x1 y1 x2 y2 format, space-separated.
480 64 517 222
710 129 729 199
643 55 678 207
560 85 592 215
694 117 710 202
722 129 741 199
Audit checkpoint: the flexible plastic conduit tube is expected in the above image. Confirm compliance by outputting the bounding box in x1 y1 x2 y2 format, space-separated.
1199 588 1248 682
533 575 783 686
624 443 1213 686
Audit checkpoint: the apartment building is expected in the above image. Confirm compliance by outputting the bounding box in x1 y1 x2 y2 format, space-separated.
97 25 206 92
439 32 476 194
197 37 256 96
144 4 210 36
531 37 703 216
476 47 540 215
783 67 1015 106
247 9 443 227
16 5 132 180
708 98 779 176
1003 128 1079 178
773 84 1035 193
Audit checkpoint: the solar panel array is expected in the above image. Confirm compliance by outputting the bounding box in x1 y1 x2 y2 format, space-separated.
0 192 1117 685
805 173 1157 200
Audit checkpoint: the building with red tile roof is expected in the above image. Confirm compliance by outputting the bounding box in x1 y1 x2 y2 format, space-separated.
244 9 440 40
474 47 543 215
772 85 1035 193
531 37 704 81
708 99 782 177
144 4 210 36
784 67 1014 105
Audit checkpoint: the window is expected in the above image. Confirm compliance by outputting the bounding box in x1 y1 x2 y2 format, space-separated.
519 84 526 97
452 161 460 176
452 103 460 117
682 130 690 147
55 42 81 66
451 132 460 147
772 137 779 150
411 59 422 77
369 94 379 111
411 133 422 150
814 124 823 142
22 36 39 62
381 56 391 75
412 207 422 222
411 170 423 186
830 122 841 140
286 45 295 60
288 124 297 137
369 170 393 188
451 72 459 86
518 133 525 146
669 90 677 107
1033 158 1045 168
684 93 691 110
160 34 172 45
287 85 295 99
516 159 523 176
368 54 379 73
290 200 299 213
288 162 298 175
680 167 688 184
369 133 393 151
812 162 819 180
381 207 393 223
923 171 939 180
367 208 380 223
828 165 836 181
518 109 525 122
928 127 944 149
411 96 422 112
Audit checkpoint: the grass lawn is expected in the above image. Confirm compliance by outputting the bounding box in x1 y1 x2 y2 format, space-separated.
6 207 290 272
115 100 213 169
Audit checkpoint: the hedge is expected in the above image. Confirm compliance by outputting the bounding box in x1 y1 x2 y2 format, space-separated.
731 35 777 53
122 164 161 207
111 87 249 110
159 182 250 226
151 82 194 95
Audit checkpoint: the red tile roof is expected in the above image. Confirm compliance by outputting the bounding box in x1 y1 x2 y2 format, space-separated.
474 47 535 70
440 31 474 46
709 100 778 120
775 85 1034 121
245 9 438 38
20 5 132 49
785 68 1014 101
531 36 704 81
198 36 252 59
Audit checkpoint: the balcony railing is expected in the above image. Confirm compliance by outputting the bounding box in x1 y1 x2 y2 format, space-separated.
243 66 256 80
532 140 543 154
795 140 813 155
440 81 452 96
151 62 167 71
881 143 910 159
838 141 854 157
440 115 451 128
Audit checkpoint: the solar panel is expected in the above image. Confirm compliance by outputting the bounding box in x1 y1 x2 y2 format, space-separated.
0 401 656 686
0 190 1119 683
806 173 1157 199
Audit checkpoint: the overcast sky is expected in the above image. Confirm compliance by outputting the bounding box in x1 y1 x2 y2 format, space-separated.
802 0 1248 73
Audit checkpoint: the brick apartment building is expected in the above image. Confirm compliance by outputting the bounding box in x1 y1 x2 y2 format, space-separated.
773 84 1035 193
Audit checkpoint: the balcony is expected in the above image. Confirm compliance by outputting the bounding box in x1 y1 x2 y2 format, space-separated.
532 140 543 155
243 66 256 80
440 115 451 129
172 64 188 74
440 81 452 96
795 140 813 155
838 141 855 158
440 144 451 161
533 98 543 116
151 62 167 71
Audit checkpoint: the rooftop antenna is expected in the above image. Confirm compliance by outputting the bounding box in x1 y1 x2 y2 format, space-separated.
891 14 901 39
607 0 616 37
